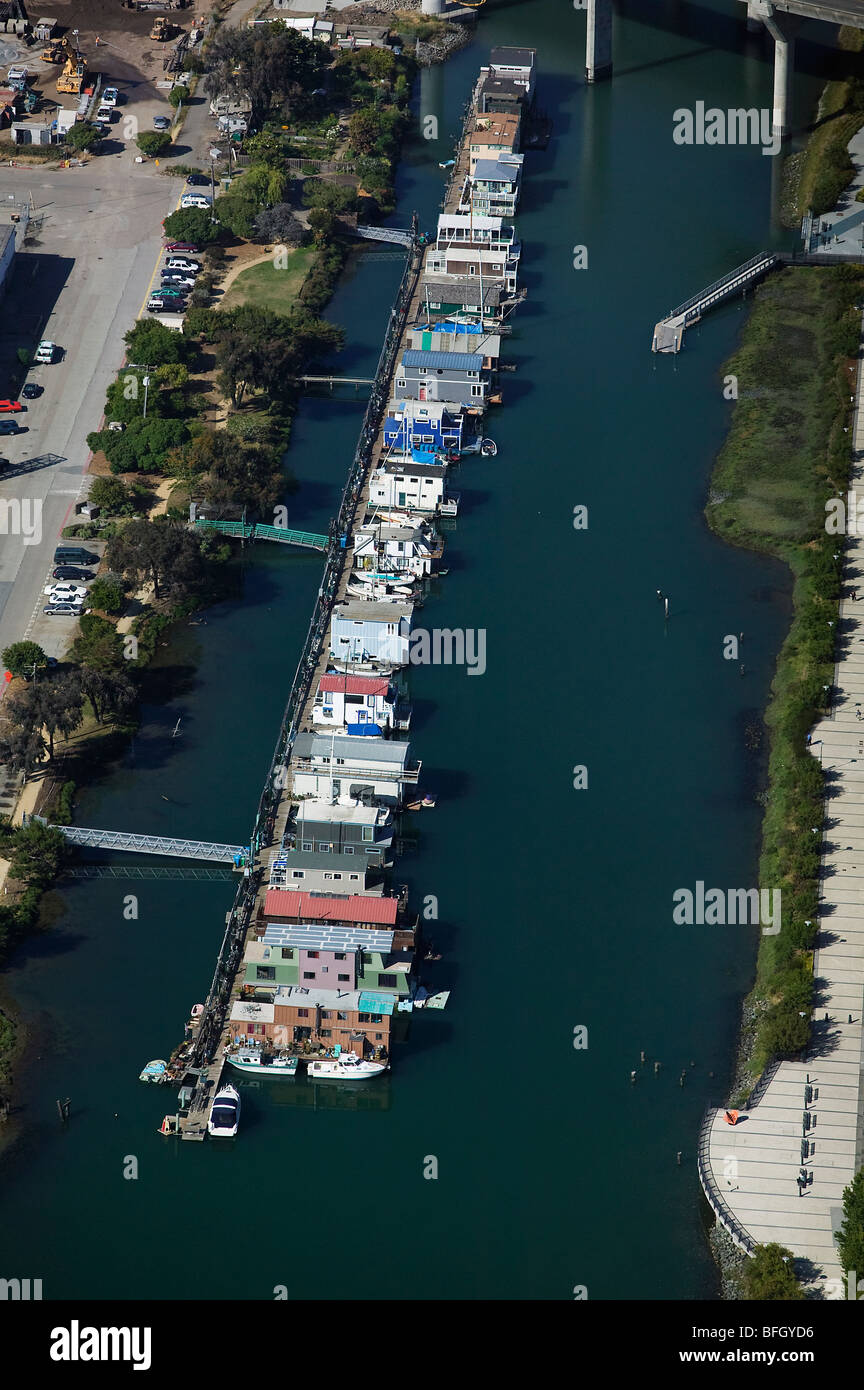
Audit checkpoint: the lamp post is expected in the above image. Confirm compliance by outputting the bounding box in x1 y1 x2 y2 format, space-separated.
142 374 151 419
209 146 221 218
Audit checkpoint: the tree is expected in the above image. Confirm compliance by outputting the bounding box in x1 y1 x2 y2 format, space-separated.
0 724 45 777
348 108 382 156
124 319 193 367
85 578 126 616
69 615 125 674
65 122 101 153
740 1244 804 1300
2 641 47 679
106 519 203 603
167 86 185 109
7 673 84 761
80 668 136 725
302 180 358 214
137 130 171 158
244 131 285 169
203 24 326 128
162 206 221 247
87 417 190 474
88 476 132 516
7 819 67 886
307 208 335 246
837 1167 864 1276
180 429 283 514
213 191 259 239
253 203 304 246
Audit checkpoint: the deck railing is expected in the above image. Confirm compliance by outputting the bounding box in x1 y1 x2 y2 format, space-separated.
696 1109 757 1256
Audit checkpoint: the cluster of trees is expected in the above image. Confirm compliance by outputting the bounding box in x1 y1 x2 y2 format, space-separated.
837 1166 864 1277
186 301 343 410
0 818 68 957
204 23 327 128
106 518 206 605
738 1244 804 1300
0 664 136 775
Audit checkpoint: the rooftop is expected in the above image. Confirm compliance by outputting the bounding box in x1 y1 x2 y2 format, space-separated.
262 923 395 952
402 350 484 372
291 800 392 827
273 985 397 1015
331 598 415 622
472 157 524 184
264 890 400 924
230 999 275 1024
378 461 448 479
480 76 527 100
318 674 392 697
490 46 536 68
293 732 411 765
270 849 379 875
423 279 502 306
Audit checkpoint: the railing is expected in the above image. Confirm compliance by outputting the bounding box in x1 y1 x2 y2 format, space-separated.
292 758 421 783
696 1109 757 1256
665 251 777 321
194 519 328 550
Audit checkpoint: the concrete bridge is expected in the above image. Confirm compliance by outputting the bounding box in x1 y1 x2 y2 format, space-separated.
576 1 864 134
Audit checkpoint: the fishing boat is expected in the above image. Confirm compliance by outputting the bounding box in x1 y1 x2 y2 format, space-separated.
207 1083 241 1138
307 1052 388 1081
139 1059 167 1083
226 1046 297 1079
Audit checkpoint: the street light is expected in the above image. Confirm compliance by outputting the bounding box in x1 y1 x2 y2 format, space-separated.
142 374 151 419
209 146 221 216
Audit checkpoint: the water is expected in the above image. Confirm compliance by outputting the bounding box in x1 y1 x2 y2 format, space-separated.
0 1 838 1299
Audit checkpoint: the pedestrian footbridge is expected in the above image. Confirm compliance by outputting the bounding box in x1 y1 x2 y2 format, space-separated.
30 817 249 865
350 225 414 249
652 251 780 352
194 519 328 550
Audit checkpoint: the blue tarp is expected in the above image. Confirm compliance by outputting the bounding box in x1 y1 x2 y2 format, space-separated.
411 447 438 464
346 723 383 737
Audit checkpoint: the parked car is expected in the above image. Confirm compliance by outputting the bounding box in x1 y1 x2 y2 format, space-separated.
34 341 57 363
43 603 82 616
53 567 94 581
165 258 201 273
153 286 187 299
44 583 87 599
0 399 23 413
185 173 209 187
102 87 119 106
0 420 23 435
148 297 186 313
180 193 212 210
21 383 42 399
161 276 195 290
163 241 200 253
153 115 171 132
54 547 99 565
97 104 114 123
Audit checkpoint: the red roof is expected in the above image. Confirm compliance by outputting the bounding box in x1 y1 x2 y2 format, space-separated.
264 890 399 924
319 675 391 697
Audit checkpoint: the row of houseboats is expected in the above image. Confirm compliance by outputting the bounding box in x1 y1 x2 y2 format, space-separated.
144 46 538 1137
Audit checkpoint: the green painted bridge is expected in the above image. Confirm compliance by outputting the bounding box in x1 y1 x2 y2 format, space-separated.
194 519 329 551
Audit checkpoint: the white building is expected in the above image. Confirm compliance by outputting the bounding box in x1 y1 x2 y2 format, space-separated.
329 599 414 668
290 732 420 807
368 460 448 515
354 520 441 578
312 673 398 733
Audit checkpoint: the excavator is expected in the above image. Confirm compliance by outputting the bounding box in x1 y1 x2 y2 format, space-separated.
56 35 86 95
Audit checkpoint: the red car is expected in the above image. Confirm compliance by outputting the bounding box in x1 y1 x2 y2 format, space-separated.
163 241 200 253
0 399 23 413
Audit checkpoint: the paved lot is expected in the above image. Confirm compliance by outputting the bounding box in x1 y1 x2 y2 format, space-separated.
0 159 180 666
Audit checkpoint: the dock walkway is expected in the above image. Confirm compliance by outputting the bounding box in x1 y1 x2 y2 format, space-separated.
698 311 864 1294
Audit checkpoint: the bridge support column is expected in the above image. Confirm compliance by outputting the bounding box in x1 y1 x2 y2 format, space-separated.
586 0 612 83
763 9 801 142
745 1 764 33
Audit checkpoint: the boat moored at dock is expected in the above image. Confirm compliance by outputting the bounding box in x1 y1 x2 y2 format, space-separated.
308 1052 389 1082
226 1047 298 1079
207 1084 241 1137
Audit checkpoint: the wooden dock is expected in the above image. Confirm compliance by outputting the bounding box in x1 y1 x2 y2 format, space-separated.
179 1056 225 1141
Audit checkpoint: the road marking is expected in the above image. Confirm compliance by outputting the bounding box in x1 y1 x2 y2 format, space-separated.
137 185 186 320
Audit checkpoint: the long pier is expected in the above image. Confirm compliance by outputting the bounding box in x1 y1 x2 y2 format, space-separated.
651 251 780 352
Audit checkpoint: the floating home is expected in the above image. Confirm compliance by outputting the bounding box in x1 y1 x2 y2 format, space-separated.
421 279 505 325
284 798 395 859
469 113 521 172
290 731 421 807
488 46 536 99
312 673 401 734
268 850 384 895
354 518 442 579
262 889 401 926
369 459 449 515
228 989 395 1061
460 154 524 219
395 351 489 408
408 322 503 371
329 598 414 667
383 400 466 455
241 924 415 999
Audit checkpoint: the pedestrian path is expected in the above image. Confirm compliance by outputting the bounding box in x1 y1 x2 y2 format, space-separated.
698 315 864 1297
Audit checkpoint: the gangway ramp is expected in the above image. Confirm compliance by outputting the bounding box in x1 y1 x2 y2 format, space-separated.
30 817 249 864
193 519 329 550
652 251 780 352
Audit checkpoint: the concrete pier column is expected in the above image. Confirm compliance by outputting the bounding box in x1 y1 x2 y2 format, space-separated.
586 0 613 83
746 1 765 33
421 0 445 13
763 12 800 140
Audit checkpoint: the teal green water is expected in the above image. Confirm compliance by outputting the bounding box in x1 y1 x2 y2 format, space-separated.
0 1 837 1298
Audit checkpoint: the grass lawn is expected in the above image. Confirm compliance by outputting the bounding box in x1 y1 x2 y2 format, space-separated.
220 249 316 314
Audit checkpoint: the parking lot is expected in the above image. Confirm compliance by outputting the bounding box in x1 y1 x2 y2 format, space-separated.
0 158 180 663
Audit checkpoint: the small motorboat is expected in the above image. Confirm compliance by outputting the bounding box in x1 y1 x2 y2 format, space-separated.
480 438 498 457
139 1059 167 1084
207 1083 241 1137
189 1004 204 1020
307 1052 388 1081
439 158 455 169
227 1047 297 1079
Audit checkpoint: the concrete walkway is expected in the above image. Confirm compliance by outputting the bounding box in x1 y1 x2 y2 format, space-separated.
698 327 864 1298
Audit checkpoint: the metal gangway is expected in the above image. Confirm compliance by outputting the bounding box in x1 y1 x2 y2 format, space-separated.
193 519 329 550
651 250 780 353
29 817 249 865
350 225 415 249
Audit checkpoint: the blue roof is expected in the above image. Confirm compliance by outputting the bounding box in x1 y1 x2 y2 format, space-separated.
358 991 396 1015
402 350 483 371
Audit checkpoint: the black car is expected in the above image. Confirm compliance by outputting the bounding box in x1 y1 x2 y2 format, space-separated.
21 383 43 400
185 173 210 187
53 566 95 581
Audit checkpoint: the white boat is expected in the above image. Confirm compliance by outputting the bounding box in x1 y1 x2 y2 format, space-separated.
227 1047 297 1079
346 580 415 601
307 1051 389 1081
207 1083 241 1137
139 1058 167 1083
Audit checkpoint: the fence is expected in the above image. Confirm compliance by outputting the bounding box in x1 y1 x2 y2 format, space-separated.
696 1109 757 1256
189 216 423 1068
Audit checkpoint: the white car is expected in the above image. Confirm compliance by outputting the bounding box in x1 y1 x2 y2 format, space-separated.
102 87 119 106
165 258 201 273
180 193 212 210
34 341 57 364
44 582 87 600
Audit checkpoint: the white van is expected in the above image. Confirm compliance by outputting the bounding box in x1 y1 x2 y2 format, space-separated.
180 193 212 210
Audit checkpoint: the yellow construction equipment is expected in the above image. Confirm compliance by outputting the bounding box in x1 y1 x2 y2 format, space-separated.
150 18 174 41
56 36 86 95
40 41 65 64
